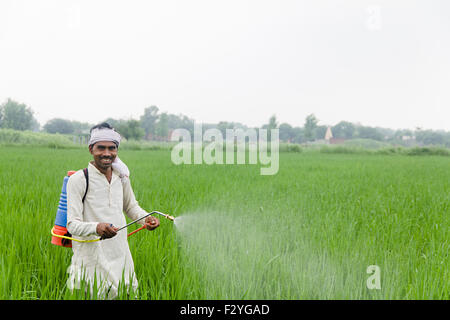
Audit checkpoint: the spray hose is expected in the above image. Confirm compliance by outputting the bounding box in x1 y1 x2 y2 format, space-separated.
51 211 175 243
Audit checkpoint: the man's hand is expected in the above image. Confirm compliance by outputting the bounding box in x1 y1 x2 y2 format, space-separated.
144 216 160 231
96 223 119 239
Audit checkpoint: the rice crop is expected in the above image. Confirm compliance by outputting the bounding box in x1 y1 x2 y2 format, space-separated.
0 146 448 299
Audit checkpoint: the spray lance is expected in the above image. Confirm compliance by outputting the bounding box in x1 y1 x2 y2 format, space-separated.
51 210 175 245
116 211 175 237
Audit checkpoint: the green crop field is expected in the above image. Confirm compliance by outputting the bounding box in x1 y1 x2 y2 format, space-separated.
0 146 448 299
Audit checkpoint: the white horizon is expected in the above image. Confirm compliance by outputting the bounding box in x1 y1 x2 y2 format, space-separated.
1 1 449 132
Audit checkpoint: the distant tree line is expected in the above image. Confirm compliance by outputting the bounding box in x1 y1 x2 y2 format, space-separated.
0 98 40 132
275 114 450 147
1 98 449 147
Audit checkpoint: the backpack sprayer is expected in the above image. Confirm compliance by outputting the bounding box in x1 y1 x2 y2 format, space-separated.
50 170 174 248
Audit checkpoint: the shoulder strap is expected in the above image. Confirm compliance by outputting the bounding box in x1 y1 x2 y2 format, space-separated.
82 168 89 203
80 167 125 203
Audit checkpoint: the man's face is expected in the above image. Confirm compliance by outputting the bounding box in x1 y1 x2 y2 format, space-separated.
89 141 118 170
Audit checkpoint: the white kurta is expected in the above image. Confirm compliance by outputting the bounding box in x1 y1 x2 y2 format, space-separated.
66 161 148 299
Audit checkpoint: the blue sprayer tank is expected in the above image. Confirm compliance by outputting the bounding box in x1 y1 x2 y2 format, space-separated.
51 171 76 248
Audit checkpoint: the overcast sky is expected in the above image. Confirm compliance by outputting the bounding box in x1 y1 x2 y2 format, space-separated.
0 0 449 130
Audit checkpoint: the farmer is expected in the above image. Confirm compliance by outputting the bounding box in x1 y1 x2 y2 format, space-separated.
66 122 159 299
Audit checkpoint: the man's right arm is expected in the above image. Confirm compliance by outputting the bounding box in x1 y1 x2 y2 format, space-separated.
66 171 98 237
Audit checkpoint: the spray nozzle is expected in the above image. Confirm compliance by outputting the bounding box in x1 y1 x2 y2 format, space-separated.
152 211 175 221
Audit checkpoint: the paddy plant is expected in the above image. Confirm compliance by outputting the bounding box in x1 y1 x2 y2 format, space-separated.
0 146 448 299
